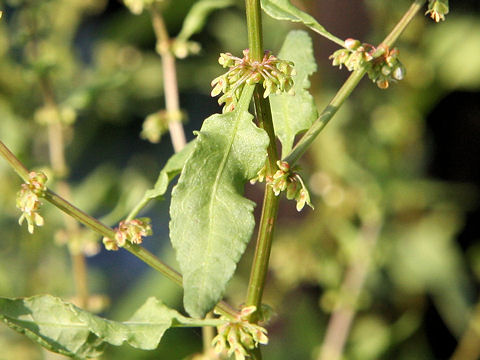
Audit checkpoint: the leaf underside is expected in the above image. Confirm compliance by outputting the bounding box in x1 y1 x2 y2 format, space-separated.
177 0 236 42
260 0 340 43
0 295 189 359
270 30 318 157
169 85 269 318
144 140 196 201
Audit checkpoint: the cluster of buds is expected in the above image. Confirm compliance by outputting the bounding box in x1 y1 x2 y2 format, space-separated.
330 39 405 89
211 49 295 112
251 161 314 212
141 109 184 143
212 306 268 360
34 105 77 126
123 0 165 15
16 171 48 234
426 0 449 22
103 218 152 251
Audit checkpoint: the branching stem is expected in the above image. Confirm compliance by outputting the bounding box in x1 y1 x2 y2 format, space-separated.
244 0 280 324
0 139 238 319
39 75 90 309
151 4 186 153
284 0 427 166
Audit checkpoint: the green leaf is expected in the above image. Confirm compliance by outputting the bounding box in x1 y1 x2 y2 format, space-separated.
0 295 225 359
270 30 318 157
260 0 344 47
126 141 195 220
176 0 236 42
170 85 269 318
145 140 196 201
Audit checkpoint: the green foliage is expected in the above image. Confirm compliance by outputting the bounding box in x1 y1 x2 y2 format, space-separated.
260 0 344 46
170 85 269 318
269 30 317 157
0 1 480 359
176 0 236 42
136 140 196 207
0 295 222 359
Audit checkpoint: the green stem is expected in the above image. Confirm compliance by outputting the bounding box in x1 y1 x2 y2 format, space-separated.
0 140 30 181
245 91 279 314
245 0 263 61
0 139 238 320
151 4 186 153
244 0 279 327
284 68 366 165
450 302 480 360
125 196 151 222
284 0 427 166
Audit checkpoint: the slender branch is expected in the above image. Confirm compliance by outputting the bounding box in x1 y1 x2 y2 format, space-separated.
202 312 217 357
0 139 239 319
318 222 381 360
449 302 480 360
150 4 186 153
39 77 89 307
284 0 427 166
0 140 30 181
38 77 68 177
38 75 89 308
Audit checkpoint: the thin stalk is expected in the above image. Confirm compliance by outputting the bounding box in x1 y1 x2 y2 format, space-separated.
0 139 239 319
244 0 280 324
449 302 480 360
284 0 427 166
318 222 381 360
150 4 186 153
0 140 30 181
39 76 89 308
202 312 216 357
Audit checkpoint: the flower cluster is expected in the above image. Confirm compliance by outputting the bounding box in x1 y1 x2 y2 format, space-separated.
330 39 405 89
16 171 48 234
102 218 152 251
211 49 295 112
251 161 314 212
34 105 77 126
141 110 184 143
426 0 449 22
212 306 268 360
123 0 165 15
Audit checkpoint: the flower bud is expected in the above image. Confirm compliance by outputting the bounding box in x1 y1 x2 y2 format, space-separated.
344 38 361 50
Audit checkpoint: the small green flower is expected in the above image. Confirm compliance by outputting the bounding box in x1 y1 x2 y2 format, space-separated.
16 171 48 234
251 161 313 211
103 218 153 251
211 49 295 112
330 39 405 90
426 0 449 22
123 0 165 15
212 305 268 360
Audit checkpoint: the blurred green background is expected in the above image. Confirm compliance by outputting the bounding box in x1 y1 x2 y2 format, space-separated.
1 0 480 359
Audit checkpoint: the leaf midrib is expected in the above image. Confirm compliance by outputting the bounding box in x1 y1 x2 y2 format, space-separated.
198 111 242 302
